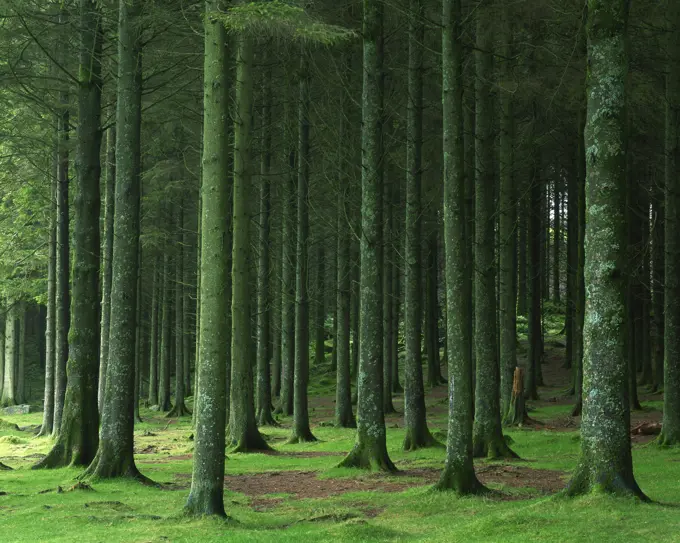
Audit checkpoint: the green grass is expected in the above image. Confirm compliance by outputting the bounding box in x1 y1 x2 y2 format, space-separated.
2 354 680 541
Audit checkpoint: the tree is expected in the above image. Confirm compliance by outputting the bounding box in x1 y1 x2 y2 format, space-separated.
184 0 230 517
338 0 396 472
564 0 646 499
435 0 485 494
34 0 103 469
403 0 436 452
84 0 146 481
289 50 316 444
472 0 517 460
228 32 269 452
1 305 17 406
659 0 680 447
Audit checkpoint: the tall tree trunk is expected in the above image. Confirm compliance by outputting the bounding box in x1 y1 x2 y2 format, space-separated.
278 83 297 416
565 0 645 499
335 80 355 428
403 0 436 449
16 304 25 405
229 35 269 452
148 261 160 406
289 51 316 444
1 305 17 406
168 203 190 418
84 0 146 481
526 169 542 402
99 126 116 412
133 244 143 423
338 0 396 472
184 0 230 516
565 151 578 371
553 179 561 303
499 11 517 415
436 0 485 493
36 0 102 468
425 232 444 387
517 195 528 317
660 0 680 446
159 251 173 412
382 178 395 414
0 311 4 401
53 58 71 437
652 182 665 393
314 246 326 369
256 68 276 427
39 151 58 436
472 0 516 459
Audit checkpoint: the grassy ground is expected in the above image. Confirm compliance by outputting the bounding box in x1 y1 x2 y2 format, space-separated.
1 336 679 542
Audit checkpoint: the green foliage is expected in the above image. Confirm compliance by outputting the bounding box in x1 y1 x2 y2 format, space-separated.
214 1 355 45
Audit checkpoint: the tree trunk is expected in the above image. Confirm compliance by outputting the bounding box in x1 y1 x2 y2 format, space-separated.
499 11 517 414
159 251 173 412
229 35 269 452
16 304 25 405
39 151 58 436
314 246 326 369
289 52 316 444
256 68 276 427
99 126 116 413
553 179 561 303
84 0 146 481
504 367 531 427
436 0 485 493
35 0 103 468
148 261 160 406
527 168 542 401
404 0 436 449
564 0 645 499
382 177 395 414
652 183 665 392
53 56 71 437
425 232 444 387
184 0 230 516
472 0 517 460
338 0 396 472
1 306 17 406
660 0 680 446
167 203 190 418
565 150 578 371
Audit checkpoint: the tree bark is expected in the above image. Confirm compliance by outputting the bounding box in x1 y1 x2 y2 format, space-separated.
660 0 680 446
338 0 395 472
564 0 646 499
1 305 17 407
99 126 116 413
148 261 160 406
184 0 230 517
436 0 485 494
83 0 146 481
229 35 269 452
472 0 517 460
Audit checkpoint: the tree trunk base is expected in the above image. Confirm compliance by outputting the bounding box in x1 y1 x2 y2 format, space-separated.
403 427 443 451
563 464 649 501
335 412 356 429
434 467 488 495
287 429 317 444
657 429 680 448
82 451 152 484
338 442 398 472
166 402 192 418
256 409 279 427
504 368 537 427
472 435 519 460
571 399 582 417
229 429 272 453
184 491 231 519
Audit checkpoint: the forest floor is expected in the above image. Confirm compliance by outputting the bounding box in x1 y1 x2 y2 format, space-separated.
1 324 679 541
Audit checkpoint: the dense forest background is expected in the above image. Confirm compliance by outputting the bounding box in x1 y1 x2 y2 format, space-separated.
0 0 677 530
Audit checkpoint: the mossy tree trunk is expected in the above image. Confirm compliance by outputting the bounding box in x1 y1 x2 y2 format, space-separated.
168 202 190 418
184 0 230 517
83 0 146 482
425 231 444 388
499 10 517 415
229 34 269 452
652 181 665 393
660 0 680 447
159 250 173 412
39 155 58 436
99 126 116 413
1 306 16 406
382 177 395 414
472 0 517 460
53 51 71 437
35 0 103 468
335 84 355 429
564 0 646 499
436 0 485 493
148 260 159 406
289 51 316 444
256 67 276 427
278 87 297 415
338 0 396 472
404 0 436 450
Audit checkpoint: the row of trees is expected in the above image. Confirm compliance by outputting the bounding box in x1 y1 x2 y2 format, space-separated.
0 0 676 516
